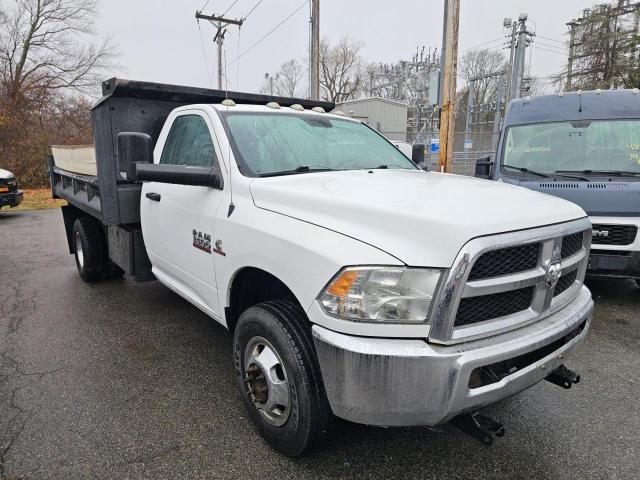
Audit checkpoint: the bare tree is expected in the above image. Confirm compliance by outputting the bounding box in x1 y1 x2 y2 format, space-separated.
276 59 303 97
458 48 507 106
0 0 117 101
319 36 364 102
0 0 117 186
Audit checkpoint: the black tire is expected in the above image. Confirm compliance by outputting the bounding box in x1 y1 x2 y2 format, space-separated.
233 300 334 457
636 279 640 288
105 260 125 280
72 217 107 282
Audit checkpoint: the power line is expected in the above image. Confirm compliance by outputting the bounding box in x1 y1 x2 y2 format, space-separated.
223 0 241 16
460 37 505 53
535 46 567 56
536 34 565 44
200 0 212 12
197 20 214 86
535 40 565 52
244 0 266 20
228 0 309 66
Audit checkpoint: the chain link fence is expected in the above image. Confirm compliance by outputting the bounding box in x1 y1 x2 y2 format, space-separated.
384 129 500 176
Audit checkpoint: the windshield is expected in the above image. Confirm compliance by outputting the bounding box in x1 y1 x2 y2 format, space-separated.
220 111 417 176
502 120 640 175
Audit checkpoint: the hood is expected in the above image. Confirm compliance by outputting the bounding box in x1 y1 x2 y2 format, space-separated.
501 177 640 216
249 170 586 267
0 168 15 180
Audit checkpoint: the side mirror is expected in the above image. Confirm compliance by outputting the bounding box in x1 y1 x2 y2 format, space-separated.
136 163 224 189
474 156 493 179
118 132 153 182
412 143 426 167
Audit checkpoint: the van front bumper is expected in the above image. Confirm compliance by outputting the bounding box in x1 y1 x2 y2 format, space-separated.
312 286 593 427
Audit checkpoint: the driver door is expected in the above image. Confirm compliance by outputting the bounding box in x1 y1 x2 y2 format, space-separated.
141 110 226 318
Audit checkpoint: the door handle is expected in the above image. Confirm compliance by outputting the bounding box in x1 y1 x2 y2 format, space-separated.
145 192 161 202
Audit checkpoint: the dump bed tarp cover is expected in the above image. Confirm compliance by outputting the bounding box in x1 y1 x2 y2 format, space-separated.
94 78 335 112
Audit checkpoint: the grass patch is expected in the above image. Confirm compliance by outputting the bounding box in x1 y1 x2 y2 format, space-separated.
11 188 66 211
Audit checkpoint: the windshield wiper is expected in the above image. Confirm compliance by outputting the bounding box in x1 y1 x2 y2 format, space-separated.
551 171 590 182
257 165 334 177
557 169 640 177
502 164 550 178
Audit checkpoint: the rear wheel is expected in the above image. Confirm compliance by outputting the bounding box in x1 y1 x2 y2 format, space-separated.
72 217 106 282
233 300 333 457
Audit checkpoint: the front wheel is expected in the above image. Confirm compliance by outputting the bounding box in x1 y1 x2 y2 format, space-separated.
233 300 333 457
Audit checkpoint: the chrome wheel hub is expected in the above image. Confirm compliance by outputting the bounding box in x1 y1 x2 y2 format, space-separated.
244 336 291 427
75 231 84 268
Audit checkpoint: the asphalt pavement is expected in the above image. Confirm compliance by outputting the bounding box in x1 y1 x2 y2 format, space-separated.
1 209 639 480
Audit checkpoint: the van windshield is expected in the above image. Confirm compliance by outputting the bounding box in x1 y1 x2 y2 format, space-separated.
502 120 640 175
220 111 417 177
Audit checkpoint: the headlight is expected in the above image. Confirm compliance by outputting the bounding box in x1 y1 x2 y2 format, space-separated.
318 266 442 323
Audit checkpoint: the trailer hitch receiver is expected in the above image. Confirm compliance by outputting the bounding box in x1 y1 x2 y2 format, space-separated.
545 364 580 389
450 412 505 446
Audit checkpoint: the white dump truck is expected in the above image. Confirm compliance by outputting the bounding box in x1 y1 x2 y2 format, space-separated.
51 78 593 456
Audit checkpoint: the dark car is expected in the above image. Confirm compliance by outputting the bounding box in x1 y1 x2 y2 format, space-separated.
476 89 640 286
0 168 24 209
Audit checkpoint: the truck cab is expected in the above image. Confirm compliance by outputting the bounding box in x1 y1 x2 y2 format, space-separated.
477 89 640 286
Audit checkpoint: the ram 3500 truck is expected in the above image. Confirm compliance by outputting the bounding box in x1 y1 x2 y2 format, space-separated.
476 89 640 286
51 78 593 456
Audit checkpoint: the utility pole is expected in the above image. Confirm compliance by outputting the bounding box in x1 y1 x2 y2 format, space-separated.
504 18 517 101
509 14 531 100
265 73 278 95
195 11 244 89
492 73 505 149
438 0 461 173
310 0 320 100
566 21 577 91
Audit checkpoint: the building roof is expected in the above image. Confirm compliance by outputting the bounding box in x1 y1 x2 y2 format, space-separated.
336 97 409 109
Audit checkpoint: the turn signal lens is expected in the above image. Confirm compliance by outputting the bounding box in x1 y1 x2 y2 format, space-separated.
319 266 442 324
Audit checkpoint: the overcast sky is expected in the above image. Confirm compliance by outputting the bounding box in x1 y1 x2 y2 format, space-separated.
97 0 594 94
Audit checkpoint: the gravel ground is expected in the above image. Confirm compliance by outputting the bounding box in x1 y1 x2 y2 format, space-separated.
1 209 639 480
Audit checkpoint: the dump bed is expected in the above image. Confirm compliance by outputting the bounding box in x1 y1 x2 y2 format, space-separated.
50 77 335 225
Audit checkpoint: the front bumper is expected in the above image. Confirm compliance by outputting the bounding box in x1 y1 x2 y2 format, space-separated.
587 249 640 279
0 190 23 208
312 286 593 427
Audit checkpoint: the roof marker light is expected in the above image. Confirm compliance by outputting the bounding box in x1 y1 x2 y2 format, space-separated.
595 89 602 95
290 104 304 111
558 91 564 97
633 88 639 95
577 90 582 95
266 102 281 109
221 99 236 107
311 106 326 113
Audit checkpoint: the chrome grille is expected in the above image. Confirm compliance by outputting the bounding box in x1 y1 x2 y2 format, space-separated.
561 232 583 258
468 243 540 280
455 287 534 326
553 269 578 298
430 219 592 345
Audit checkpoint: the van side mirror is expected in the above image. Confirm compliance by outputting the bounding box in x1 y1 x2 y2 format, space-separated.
412 143 426 167
474 156 493 179
117 132 153 181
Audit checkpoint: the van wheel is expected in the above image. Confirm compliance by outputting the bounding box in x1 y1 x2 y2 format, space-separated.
233 300 333 457
72 217 106 282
